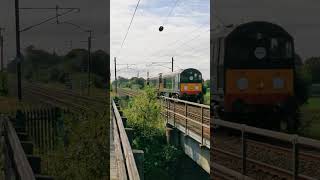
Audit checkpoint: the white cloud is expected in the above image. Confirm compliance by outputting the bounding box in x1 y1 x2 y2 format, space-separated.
110 0 210 80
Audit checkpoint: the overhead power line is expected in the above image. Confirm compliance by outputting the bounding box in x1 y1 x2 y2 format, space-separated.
163 0 181 26
118 0 142 56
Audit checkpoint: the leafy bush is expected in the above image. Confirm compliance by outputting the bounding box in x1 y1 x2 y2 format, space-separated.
295 66 313 105
124 87 184 179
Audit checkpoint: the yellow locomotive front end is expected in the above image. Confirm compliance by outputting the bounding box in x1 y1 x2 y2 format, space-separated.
211 21 298 130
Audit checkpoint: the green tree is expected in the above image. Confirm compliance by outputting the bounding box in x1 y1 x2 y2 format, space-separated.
295 55 313 105
124 87 183 179
305 57 320 83
295 66 312 105
125 87 163 133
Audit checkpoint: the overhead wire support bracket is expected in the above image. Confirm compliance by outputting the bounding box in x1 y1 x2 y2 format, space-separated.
19 6 80 33
57 21 92 34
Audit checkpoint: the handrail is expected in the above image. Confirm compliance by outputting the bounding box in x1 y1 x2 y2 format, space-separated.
214 119 320 179
159 96 210 148
112 100 140 180
215 119 320 149
112 115 128 180
159 96 210 108
1 115 36 180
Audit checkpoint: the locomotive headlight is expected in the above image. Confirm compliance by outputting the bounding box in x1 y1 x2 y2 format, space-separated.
184 86 188 91
237 78 248 90
195 86 199 90
273 78 284 89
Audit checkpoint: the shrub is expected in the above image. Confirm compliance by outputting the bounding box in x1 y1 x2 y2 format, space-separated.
124 87 184 178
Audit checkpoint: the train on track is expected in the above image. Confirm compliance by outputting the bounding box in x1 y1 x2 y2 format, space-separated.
211 21 298 130
147 68 205 103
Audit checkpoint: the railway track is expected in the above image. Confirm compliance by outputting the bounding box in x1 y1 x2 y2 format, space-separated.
117 88 140 97
213 131 320 179
23 82 107 113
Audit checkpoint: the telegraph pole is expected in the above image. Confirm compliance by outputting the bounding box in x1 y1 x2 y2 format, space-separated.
13 3 79 101
114 57 117 94
171 57 174 72
0 28 4 72
15 0 22 101
87 30 92 96
146 71 149 85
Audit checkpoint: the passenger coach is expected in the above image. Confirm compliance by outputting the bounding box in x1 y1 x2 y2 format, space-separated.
148 68 204 103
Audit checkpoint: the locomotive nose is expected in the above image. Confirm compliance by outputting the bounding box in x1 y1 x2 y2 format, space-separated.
257 81 265 89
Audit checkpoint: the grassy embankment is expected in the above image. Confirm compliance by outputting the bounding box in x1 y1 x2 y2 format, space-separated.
300 97 320 139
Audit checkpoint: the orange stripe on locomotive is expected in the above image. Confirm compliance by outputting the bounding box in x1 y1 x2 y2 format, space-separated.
224 69 294 112
180 83 202 95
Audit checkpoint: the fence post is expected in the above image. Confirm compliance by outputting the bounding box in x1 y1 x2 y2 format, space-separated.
36 109 41 147
292 135 299 180
168 99 171 123
55 107 65 148
173 100 176 127
125 127 134 146
185 103 188 135
241 125 247 175
40 109 44 154
133 149 144 180
166 99 169 124
166 125 179 146
122 117 127 128
201 107 204 146
15 109 26 132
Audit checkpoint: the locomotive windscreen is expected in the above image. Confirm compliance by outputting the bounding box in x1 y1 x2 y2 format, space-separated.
224 22 295 69
226 36 293 59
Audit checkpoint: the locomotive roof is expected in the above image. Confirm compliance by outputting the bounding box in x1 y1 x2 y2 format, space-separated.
148 68 202 79
212 21 293 40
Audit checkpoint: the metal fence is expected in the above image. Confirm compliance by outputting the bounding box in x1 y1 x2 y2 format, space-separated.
10 107 72 175
160 96 210 148
214 119 320 180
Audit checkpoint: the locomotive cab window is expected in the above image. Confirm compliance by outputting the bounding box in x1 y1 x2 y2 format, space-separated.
269 38 293 59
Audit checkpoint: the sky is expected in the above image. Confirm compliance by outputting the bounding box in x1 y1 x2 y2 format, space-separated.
0 0 109 67
2 0 319 81
213 0 320 60
110 0 210 80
